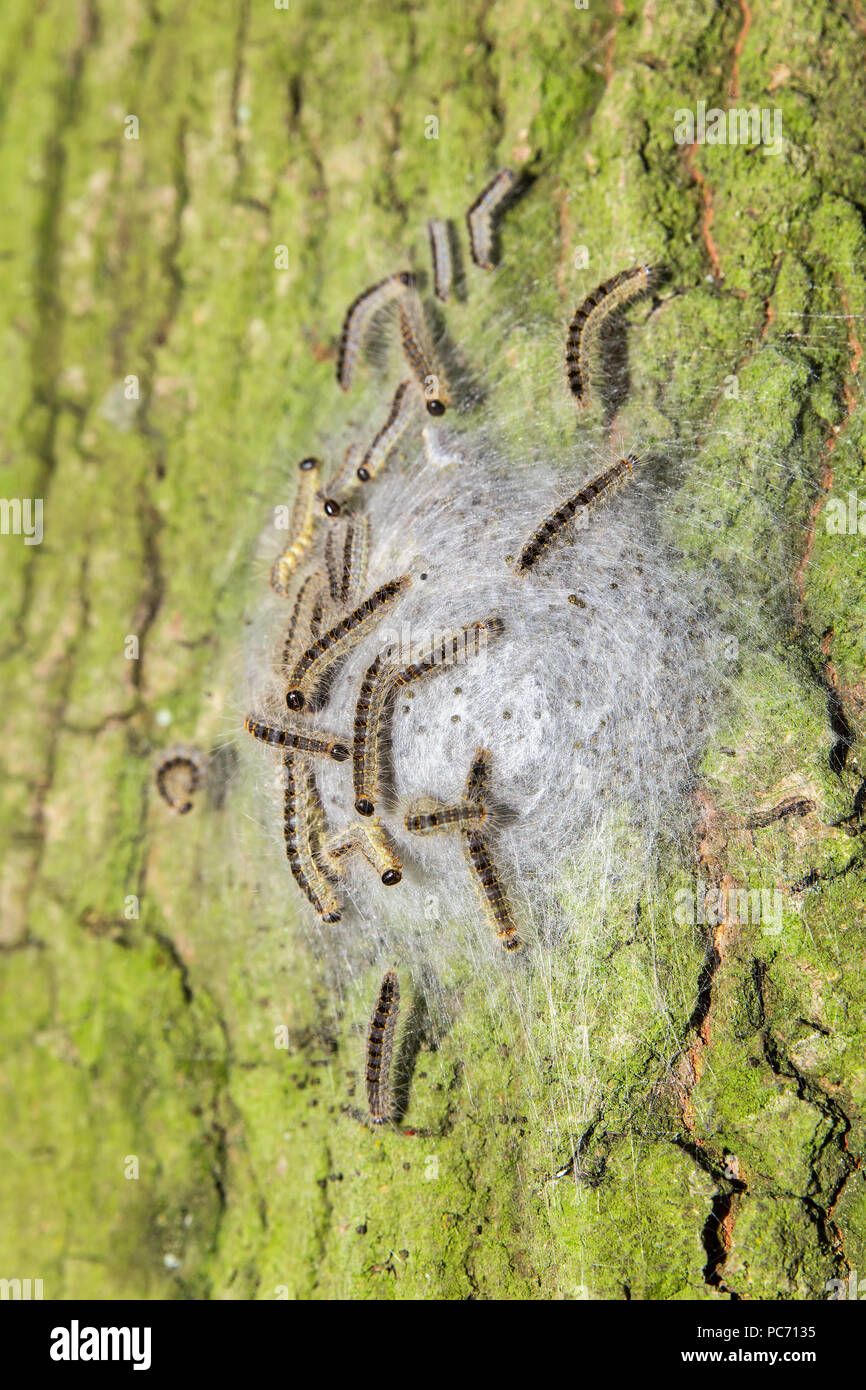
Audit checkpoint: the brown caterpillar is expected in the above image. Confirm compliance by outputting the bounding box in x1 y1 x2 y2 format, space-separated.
244 716 350 762
337 270 414 392
391 617 503 688
405 797 486 835
358 379 419 482
466 169 515 271
427 218 453 303
285 574 411 712
366 969 400 1124
352 653 391 818
565 265 652 407
353 619 502 817
464 830 521 951
404 747 491 834
515 455 640 573
154 747 206 815
464 747 491 803
320 445 362 519
324 513 370 609
397 297 447 416
279 574 321 673
282 754 342 923
269 458 321 596
322 817 402 886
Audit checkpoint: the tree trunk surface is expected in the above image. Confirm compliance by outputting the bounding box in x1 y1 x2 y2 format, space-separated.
1 0 865 1299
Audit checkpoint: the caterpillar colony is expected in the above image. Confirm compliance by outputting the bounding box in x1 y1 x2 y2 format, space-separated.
242 167 721 1133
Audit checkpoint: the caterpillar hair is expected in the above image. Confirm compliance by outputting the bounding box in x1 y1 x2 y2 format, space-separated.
466 169 515 271
397 296 448 416
337 270 414 391
282 754 342 923
352 652 397 818
244 715 350 762
285 574 411 712
427 217 453 303
154 747 206 815
269 458 321 597
464 829 521 951
322 817 403 886
357 379 419 482
366 969 400 1124
565 265 652 407
516 455 640 573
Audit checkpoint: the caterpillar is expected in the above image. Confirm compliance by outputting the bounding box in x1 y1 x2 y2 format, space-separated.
320 445 362 519
352 653 392 818
565 265 652 407
154 747 206 815
404 747 491 834
325 513 370 609
282 754 342 923
464 746 491 804
397 297 448 416
337 270 414 392
279 572 326 676
466 168 515 271
357 379 419 482
464 830 521 951
353 619 502 817
515 455 640 573
405 797 486 835
244 715 350 762
269 458 321 597
427 218 453 303
366 969 400 1124
322 817 403 886
285 574 411 712
391 617 503 688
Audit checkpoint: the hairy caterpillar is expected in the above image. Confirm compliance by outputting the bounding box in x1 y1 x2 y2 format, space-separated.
427 218 453 303
365 969 400 1125
464 747 491 804
352 653 392 818
279 572 328 677
358 380 419 482
516 455 640 573
464 829 521 951
397 297 448 416
565 265 652 407
244 715 350 762
154 747 206 815
466 168 515 270
352 619 502 817
284 574 411 712
390 617 503 688
337 270 414 392
322 817 403 886
405 797 486 835
269 458 321 597
282 754 342 924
